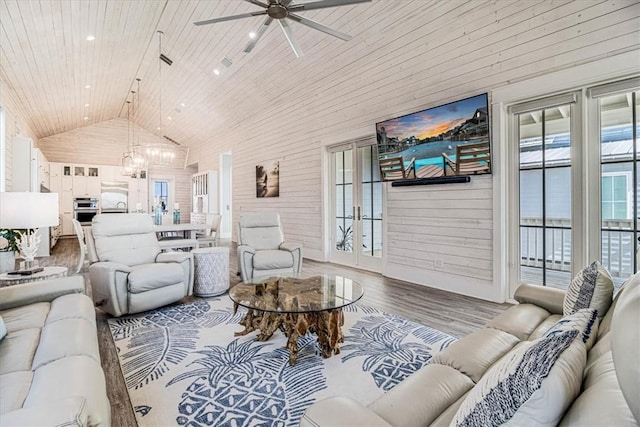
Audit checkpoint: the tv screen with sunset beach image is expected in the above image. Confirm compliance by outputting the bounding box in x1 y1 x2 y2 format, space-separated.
376 93 491 181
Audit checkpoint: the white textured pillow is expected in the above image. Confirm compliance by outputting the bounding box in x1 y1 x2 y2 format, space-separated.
563 261 613 317
451 309 597 427
0 315 6 341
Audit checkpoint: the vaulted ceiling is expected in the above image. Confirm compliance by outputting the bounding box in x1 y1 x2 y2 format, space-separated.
0 0 386 147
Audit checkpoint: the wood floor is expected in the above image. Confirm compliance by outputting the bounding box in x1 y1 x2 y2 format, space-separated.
43 237 510 427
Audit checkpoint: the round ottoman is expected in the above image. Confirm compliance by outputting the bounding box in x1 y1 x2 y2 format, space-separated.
192 247 230 297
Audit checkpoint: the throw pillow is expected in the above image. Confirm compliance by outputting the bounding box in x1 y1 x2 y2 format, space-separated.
544 308 599 351
0 315 6 341
451 308 597 427
563 261 613 317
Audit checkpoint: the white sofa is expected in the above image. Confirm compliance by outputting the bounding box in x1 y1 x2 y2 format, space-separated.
0 276 110 426
302 271 640 426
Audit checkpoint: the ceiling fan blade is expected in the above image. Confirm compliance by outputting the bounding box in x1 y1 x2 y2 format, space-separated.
287 13 351 41
244 16 274 53
288 0 371 13
278 19 303 58
243 0 270 7
194 10 267 26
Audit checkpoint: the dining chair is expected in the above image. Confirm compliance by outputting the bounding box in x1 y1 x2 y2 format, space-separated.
71 218 87 274
197 214 222 247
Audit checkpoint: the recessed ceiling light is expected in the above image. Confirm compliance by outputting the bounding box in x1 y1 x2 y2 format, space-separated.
249 32 256 39
83 116 89 120
180 102 186 107
167 116 172 121
84 103 90 107
84 84 91 89
213 69 220 76
157 126 161 130
86 35 95 41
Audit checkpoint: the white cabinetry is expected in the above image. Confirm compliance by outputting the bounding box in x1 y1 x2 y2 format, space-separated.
192 170 218 213
72 166 100 197
12 136 44 192
128 175 149 213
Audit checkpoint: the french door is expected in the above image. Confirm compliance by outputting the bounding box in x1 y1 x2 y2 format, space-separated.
330 141 383 271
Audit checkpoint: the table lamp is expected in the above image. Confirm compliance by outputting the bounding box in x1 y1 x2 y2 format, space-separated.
0 192 59 274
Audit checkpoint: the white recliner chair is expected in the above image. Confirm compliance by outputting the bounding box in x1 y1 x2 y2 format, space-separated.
237 212 302 282
88 213 194 317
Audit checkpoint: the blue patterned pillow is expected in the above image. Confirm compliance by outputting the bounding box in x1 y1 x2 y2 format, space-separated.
452 309 597 427
563 261 613 317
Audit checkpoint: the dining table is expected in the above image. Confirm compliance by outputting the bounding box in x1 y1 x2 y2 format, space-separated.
153 223 209 239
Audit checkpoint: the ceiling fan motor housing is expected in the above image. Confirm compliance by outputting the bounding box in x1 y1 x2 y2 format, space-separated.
267 4 288 19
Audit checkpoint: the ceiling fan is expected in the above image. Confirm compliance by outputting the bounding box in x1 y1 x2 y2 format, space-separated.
194 0 372 58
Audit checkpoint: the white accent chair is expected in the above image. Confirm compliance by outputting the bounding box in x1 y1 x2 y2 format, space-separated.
87 213 194 317
72 218 88 273
237 212 302 282
197 214 222 247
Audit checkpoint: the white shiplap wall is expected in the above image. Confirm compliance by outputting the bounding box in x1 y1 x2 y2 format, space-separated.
0 78 40 191
37 118 197 215
185 1 640 301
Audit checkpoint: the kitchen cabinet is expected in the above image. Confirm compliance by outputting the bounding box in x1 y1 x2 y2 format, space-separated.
49 163 61 194
37 150 50 189
72 166 100 197
12 136 43 192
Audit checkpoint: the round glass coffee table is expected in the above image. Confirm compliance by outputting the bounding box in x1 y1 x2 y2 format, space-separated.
229 274 364 365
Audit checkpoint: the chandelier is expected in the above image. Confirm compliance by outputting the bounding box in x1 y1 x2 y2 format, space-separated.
120 31 189 176
121 80 148 176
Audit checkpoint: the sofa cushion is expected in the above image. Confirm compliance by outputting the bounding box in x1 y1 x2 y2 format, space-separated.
46 293 97 327
25 355 109 427
0 328 40 374
451 309 597 427
0 371 33 414
486 303 550 341
0 315 6 341
431 328 520 383
32 318 101 370
1 302 50 332
253 250 294 270
128 263 185 293
368 364 474 427
564 261 613 316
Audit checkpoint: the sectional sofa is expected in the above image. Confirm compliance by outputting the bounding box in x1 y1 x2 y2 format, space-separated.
302 269 640 426
0 276 110 426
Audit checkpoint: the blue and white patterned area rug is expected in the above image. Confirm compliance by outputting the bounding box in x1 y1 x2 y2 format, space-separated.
108 297 457 427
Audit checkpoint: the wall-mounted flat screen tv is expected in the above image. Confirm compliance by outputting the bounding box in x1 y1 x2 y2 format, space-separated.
376 93 491 182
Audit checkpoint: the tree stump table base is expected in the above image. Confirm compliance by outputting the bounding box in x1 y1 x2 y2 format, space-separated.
233 303 345 365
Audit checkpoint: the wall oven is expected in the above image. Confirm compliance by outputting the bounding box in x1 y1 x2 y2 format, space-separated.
74 197 99 225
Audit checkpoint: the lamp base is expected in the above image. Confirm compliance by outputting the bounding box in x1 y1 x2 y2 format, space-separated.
7 267 44 275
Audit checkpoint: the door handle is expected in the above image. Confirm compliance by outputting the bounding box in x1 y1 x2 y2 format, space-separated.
357 206 361 221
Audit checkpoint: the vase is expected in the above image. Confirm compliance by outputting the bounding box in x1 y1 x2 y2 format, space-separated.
0 251 15 274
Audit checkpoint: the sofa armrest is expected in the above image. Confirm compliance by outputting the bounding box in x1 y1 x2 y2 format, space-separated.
0 275 85 311
156 252 194 294
156 251 192 264
300 396 392 427
0 396 88 426
237 245 256 282
514 283 566 315
280 241 302 273
89 261 132 317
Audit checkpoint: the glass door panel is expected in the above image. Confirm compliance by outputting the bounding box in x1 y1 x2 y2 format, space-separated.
599 90 639 288
330 143 383 271
518 103 573 288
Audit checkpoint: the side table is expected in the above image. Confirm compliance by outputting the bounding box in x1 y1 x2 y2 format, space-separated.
0 266 69 288
192 247 229 297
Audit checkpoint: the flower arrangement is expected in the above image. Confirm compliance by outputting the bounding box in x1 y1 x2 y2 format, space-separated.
0 229 30 253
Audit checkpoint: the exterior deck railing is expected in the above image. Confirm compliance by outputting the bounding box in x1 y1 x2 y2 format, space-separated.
520 217 636 281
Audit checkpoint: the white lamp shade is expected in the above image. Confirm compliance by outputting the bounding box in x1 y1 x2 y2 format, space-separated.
0 192 59 229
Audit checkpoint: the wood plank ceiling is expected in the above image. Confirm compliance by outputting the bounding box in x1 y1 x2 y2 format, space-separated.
0 0 396 147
